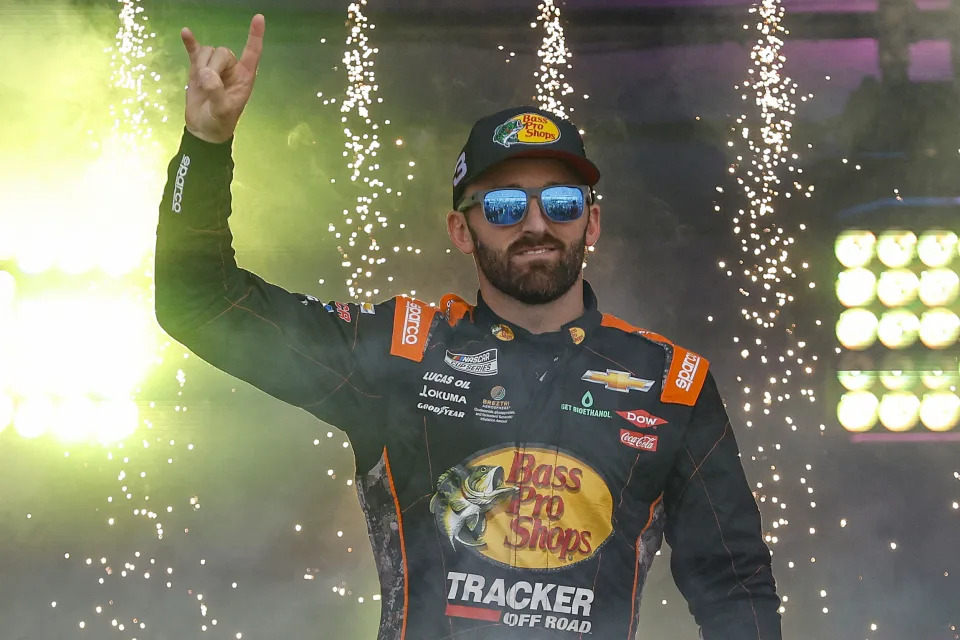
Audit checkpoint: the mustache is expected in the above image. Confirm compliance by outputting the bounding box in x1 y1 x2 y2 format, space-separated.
509 234 564 254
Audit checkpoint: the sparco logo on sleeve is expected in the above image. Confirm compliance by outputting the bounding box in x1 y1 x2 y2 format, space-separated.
171 154 191 213
403 300 422 344
445 349 498 376
675 352 701 391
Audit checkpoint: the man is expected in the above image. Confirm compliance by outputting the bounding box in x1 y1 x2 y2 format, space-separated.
155 14 782 640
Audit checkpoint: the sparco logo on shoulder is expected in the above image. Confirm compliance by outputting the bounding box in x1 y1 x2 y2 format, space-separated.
171 154 191 214
402 300 422 345
675 352 701 391
445 349 498 376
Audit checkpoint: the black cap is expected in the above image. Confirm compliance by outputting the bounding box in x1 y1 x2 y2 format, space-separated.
452 106 600 208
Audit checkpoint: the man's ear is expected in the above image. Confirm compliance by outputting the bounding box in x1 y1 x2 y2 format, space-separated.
585 202 601 248
447 210 476 255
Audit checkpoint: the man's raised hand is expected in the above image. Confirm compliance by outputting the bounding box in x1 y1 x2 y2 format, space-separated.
180 14 265 144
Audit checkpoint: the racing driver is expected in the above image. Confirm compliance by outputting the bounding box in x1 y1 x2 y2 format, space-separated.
155 14 782 640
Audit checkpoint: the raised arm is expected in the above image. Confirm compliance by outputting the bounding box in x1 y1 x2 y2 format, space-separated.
155 16 391 462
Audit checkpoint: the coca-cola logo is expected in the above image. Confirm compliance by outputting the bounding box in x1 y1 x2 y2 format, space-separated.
619 429 658 452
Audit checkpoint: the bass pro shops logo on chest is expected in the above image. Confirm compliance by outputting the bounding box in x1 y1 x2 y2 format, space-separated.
429 447 613 570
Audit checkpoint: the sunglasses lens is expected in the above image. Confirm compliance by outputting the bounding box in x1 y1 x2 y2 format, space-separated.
483 189 528 225
541 186 585 222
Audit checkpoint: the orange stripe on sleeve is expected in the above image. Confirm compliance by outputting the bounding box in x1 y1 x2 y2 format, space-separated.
390 297 437 362
383 447 409 640
661 345 709 406
627 495 664 639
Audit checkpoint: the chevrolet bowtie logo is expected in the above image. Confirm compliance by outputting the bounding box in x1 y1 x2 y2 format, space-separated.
581 369 655 393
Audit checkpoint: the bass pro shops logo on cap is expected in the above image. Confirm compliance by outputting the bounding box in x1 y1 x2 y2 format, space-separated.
493 113 561 148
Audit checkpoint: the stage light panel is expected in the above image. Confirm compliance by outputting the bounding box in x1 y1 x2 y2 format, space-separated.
921 369 958 390
876 309 920 349
835 230 876 268
837 390 879 431
878 391 920 431
876 269 919 307
836 268 877 307
837 370 877 391
917 231 957 268
918 309 960 349
836 308 878 350
918 269 959 307
879 369 918 391
876 230 917 268
920 392 960 431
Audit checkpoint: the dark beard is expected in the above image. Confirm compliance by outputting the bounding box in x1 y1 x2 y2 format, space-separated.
467 221 587 305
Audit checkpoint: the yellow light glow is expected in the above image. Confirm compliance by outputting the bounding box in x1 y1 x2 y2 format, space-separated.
0 392 13 433
837 391 879 432
918 269 959 307
878 392 920 431
836 309 878 350
14 396 54 439
916 231 957 268
96 399 139 445
835 230 876 268
879 369 917 391
4 295 156 399
918 309 960 348
876 230 917 268
876 269 919 307
919 392 960 431
51 396 99 443
836 268 877 307
876 310 920 349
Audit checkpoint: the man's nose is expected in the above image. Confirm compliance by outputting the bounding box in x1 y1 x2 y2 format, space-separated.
519 196 549 234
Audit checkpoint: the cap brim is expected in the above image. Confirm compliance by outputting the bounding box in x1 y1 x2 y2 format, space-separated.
505 149 601 186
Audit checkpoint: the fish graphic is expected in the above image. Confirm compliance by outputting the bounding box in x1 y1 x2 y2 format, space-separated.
429 464 518 548
492 118 525 147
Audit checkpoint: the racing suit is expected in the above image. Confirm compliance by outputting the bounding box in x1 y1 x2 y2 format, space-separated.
155 129 782 640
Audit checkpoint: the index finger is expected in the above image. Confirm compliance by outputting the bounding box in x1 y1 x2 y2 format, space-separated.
181 26 200 62
238 14 265 72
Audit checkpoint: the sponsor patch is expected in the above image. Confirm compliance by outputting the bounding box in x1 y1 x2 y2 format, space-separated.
430 447 613 570
581 369 655 393
474 386 515 424
492 324 515 341
334 301 351 323
445 348 499 376
360 302 375 314
560 391 611 419
616 409 667 429
661 347 709 406
390 297 436 362
445 571 593 633
492 113 561 148
568 327 585 345
171 154 191 213
619 430 659 452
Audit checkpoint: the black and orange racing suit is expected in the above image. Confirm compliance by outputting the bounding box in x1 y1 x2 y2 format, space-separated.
155 130 782 640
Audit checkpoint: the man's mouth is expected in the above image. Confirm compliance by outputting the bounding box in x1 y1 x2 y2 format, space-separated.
514 246 557 257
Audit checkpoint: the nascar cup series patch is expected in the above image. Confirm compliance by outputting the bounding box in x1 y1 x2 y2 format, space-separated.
493 113 561 148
